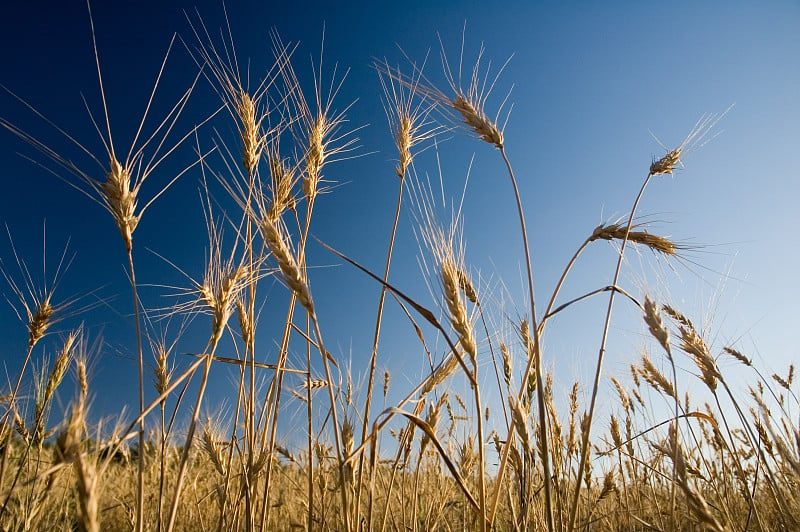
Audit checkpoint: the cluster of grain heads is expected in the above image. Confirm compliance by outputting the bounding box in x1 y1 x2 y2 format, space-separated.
419 355 460 397
441 257 478 365
639 352 677 400
235 298 255 348
509 395 532 453
341 414 356 506
185 11 284 183
408 39 555 529
413 206 489 528
649 110 730 177
376 60 440 180
356 58 444 531
500 343 513 387
655 427 727 531
0 339 59 528
724 346 753 366
395 114 413 178
303 114 327 202
162 205 255 530
649 149 682 177
302 378 329 392
204 261 250 347
27 298 55 350
519 320 538 405
101 157 140 253
420 397 444 457
566 109 730 532
413 204 477 376
450 94 504 149
678 323 720 392
643 296 672 357
275 33 359 211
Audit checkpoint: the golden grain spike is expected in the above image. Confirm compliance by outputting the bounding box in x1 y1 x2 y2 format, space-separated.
649 149 681 176
451 94 504 149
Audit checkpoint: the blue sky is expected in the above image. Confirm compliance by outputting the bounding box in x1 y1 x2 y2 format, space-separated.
1 1 798 438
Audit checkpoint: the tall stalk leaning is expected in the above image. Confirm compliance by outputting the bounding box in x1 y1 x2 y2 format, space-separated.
261 213 353 529
422 212 489 529
489 144 552 531
83 27 201 530
165 188 251 531
441 82 552 531
225 89 269 532
566 112 725 532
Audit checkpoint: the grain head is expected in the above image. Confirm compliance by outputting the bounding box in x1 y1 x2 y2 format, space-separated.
591 221 676 255
261 216 313 313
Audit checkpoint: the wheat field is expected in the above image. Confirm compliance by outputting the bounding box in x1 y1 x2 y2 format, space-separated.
0 4 798 531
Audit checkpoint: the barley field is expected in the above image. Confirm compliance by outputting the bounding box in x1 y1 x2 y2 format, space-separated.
0 2 798 531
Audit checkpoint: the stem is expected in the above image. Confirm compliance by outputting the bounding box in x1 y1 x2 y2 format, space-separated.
487 147 552 532
220 344 248 532
243 168 258 532
538 238 592 336
263 194 316 528
308 312 351 530
157 402 166 532
360 175 405 529
306 313 314 532
166 338 219 532
567 172 651 532
474 370 487 532
0 345 35 432
478 301 509 428
259 294 298 528
127 248 146 532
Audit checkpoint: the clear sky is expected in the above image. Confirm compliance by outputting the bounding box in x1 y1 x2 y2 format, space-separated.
1 1 798 438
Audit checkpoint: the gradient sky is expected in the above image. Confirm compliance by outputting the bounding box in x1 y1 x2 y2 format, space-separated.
1 1 798 442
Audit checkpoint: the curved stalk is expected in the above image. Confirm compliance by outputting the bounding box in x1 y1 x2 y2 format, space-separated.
361 176 405 529
538 238 592 336
308 311 351 530
488 146 552 532
262 193 318 528
566 172 651 532
166 337 220 532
